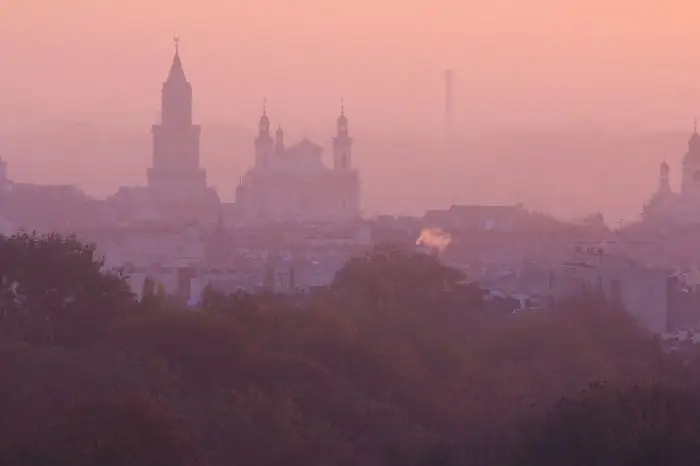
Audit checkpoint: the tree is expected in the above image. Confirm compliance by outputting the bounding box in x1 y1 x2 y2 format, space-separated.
140 276 170 311
518 382 700 466
0 232 135 344
1 396 191 466
156 281 167 302
331 242 463 309
199 282 226 310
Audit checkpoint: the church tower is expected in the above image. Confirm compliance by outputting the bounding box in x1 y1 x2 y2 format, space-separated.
333 100 352 170
682 120 700 195
254 101 273 168
274 126 285 155
148 38 206 201
657 159 671 197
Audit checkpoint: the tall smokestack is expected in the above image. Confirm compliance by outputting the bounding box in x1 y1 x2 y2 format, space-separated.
444 68 454 145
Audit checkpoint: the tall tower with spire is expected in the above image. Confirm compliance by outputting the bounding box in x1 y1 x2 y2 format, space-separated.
254 100 273 168
333 99 352 170
147 38 207 204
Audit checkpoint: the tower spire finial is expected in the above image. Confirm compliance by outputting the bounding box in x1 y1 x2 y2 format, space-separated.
340 97 345 116
166 36 187 83
263 97 267 117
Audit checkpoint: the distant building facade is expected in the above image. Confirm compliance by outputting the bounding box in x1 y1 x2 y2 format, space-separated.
485 247 670 334
423 204 530 232
234 104 360 224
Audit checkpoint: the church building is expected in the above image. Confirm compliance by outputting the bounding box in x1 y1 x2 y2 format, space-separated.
234 103 361 224
643 123 700 226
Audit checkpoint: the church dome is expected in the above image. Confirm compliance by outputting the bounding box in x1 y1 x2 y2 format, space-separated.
336 99 348 131
684 130 700 164
690 131 700 148
660 159 670 175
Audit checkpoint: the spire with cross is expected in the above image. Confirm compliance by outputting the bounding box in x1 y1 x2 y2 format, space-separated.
333 98 352 170
166 36 187 83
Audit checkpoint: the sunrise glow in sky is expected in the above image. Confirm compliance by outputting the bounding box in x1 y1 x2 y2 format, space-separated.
2 0 700 220
2 0 700 131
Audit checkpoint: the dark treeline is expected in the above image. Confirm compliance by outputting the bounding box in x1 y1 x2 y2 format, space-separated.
0 233 699 465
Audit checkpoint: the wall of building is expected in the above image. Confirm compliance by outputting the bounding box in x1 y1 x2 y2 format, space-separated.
237 171 359 224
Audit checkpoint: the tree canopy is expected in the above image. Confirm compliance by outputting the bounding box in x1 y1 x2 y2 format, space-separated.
518 382 700 466
0 233 697 465
0 232 134 344
331 242 465 309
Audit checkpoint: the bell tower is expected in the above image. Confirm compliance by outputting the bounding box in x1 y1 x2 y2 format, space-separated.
333 99 352 170
657 159 671 196
254 100 273 168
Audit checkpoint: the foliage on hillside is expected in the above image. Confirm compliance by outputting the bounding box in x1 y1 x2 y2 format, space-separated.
0 234 697 465
517 381 700 466
0 232 134 344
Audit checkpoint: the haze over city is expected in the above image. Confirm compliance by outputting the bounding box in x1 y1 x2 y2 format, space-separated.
2 0 700 220
6 2 700 465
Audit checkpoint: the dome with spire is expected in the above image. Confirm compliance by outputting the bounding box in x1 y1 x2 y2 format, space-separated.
336 99 349 137
258 100 270 134
660 159 670 176
337 99 348 126
689 131 700 150
337 111 348 126
685 120 700 165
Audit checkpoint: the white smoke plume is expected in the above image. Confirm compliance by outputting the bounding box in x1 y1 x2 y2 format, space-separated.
416 227 452 252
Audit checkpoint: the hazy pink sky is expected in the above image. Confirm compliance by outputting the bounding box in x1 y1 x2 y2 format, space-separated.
2 0 700 133
2 0 700 221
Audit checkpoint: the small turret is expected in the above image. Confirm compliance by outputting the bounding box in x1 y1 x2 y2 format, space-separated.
337 98 348 137
254 99 273 168
333 99 352 170
658 158 671 196
274 126 285 155
258 99 270 137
